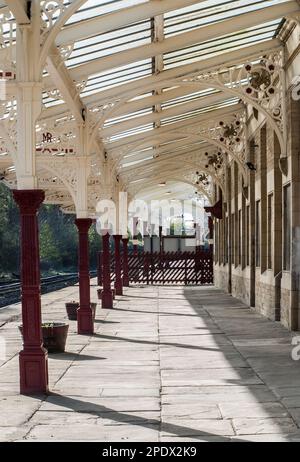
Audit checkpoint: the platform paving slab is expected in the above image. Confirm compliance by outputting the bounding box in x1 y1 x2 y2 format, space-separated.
0 283 300 441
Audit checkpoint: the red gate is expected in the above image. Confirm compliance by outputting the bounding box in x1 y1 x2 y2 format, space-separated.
106 249 213 286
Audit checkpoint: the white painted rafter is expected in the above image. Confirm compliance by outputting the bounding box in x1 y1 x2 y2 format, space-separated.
40 39 281 120
101 92 234 139
56 0 206 46
1 0 297 209
4 0 30 25
106 104 243 150
46 46 85 125
48 2 298 82
120 148 210 177
120 142 211 169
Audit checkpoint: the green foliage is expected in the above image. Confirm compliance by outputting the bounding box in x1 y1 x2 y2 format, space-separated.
170 217 187 236
89 225 101 264
0 183 100 277
0 183 20 274
39 222 61 267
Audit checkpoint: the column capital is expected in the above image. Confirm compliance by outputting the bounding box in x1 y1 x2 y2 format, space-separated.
13 189 45 214
102 231 111 241
75 218 93 233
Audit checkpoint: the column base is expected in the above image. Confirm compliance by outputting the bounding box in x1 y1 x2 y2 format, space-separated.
19 349 49 395
115 282 123 296
77 308 94 335
102 290 113 309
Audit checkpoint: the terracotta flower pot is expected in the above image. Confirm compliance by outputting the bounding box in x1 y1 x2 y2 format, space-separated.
42 323 69 353
19 323 69 353
91 302 97 320
66 302 97 321
66 302 79 320
98 288 115 300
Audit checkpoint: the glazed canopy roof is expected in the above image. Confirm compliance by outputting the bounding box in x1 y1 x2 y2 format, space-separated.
0 0 298 207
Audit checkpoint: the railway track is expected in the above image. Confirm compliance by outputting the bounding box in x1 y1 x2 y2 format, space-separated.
0 271 97 308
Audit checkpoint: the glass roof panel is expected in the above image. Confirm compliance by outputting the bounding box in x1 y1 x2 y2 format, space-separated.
50 0 289 104
1 0 294 203
66 20 151 67
104 108 153 127
161 89 221 110
66 0 148 25
77 60 152 98
164 0 290 36
41 0 290 130
164 21 280 70
108 123 153 142
161 98 239 126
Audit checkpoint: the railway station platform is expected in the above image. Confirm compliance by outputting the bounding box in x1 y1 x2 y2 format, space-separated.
1 282 300 442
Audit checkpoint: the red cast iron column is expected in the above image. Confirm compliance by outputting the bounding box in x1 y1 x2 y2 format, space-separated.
97 251 103 286
122 237 129 287
102 232 113 309
208 216 214 284
208 216 214 253
113 235 123 296
75 219 94 335
13 190 49 395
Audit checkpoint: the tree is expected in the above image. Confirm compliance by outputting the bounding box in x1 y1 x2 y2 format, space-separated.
0 184 100 277
39 222 61 269
0 184 20 275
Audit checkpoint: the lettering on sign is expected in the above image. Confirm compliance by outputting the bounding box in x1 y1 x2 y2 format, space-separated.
36 132 74 154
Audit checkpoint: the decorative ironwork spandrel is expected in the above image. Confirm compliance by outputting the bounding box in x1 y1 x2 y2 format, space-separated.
183 52 285 143
36 116 77 156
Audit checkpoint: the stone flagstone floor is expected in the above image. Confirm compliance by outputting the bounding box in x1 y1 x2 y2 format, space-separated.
1 282 300 441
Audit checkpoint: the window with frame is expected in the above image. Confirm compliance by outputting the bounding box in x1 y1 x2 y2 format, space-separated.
231 214 235 263
283 184 291 271
238 209 242 266
246 205 250 266
224 216 228 264
256 200 261 267
267 193 273 270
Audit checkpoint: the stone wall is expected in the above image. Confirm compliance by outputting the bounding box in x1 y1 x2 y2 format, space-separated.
281 287 291 330
214 264 228 292
254 273 277 321
231 271 250 306
213 25 300 331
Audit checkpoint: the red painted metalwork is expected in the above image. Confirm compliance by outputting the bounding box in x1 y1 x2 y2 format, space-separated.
101 232 113 309
97 251 103 286
134 250 213 285
208 216 214 254
110 249 213 285
75 219 94 335
159 225 163 256
113 235 123 296
204 199 223 219
13 190 49 395
122 238 129 287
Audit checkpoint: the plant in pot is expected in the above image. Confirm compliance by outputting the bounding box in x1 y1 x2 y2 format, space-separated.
90 302 97 320
97 289 115 300
19 322 69 353
66 301 97 321
65 301 79 320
